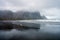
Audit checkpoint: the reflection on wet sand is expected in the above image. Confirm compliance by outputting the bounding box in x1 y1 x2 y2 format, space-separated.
0 22 40 30
0 21 60 40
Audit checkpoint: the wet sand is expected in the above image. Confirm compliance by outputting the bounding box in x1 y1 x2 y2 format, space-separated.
0 28 60 40
0 21 60 40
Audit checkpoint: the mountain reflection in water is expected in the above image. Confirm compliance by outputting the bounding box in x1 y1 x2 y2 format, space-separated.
0 20 60 40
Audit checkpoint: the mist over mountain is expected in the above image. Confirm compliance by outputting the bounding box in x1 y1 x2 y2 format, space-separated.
0 10 13 20
0 10 46 20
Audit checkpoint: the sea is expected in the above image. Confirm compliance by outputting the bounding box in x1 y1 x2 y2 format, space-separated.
0 20 60 40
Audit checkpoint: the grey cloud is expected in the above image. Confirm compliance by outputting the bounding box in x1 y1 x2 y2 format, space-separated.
45 0 60 8
6 0 28 7
0 0 60 10
0 0 60 19
0 0 6 7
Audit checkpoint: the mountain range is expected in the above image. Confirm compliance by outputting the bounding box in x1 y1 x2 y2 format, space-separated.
0 10 46 20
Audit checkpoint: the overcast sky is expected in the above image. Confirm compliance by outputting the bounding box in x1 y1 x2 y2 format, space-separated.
0 0 60 19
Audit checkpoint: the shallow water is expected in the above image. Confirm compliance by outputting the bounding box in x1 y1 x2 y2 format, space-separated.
0 21 60 40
